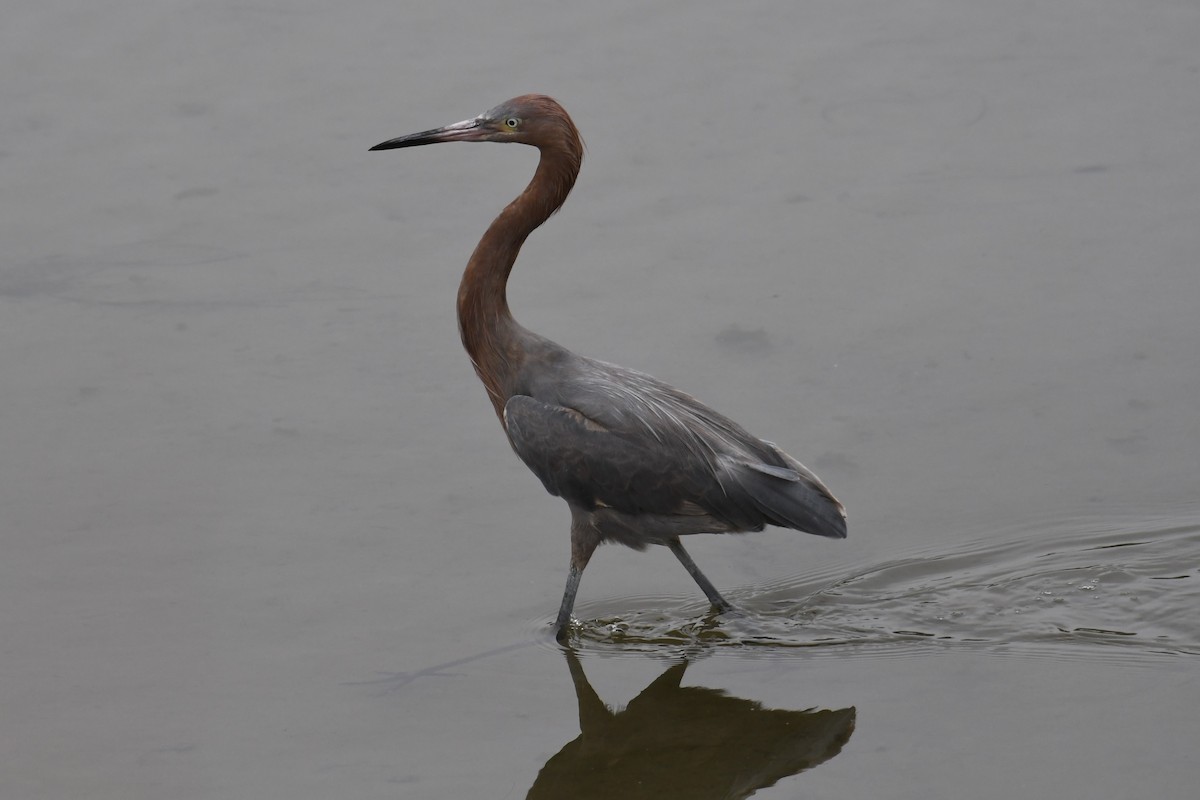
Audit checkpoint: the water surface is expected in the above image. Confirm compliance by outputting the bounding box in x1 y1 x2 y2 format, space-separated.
2 1 1198 798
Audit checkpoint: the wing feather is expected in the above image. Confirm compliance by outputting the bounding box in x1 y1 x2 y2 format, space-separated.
505 354 846 540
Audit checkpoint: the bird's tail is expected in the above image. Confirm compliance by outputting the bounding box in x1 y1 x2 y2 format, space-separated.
724 458 847 539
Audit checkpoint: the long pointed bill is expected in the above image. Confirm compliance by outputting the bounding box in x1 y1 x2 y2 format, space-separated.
369 117 489 151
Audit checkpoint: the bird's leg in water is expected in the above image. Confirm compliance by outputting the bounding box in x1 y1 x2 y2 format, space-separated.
667 538 734 615
553 564 583 638
555 511 601 639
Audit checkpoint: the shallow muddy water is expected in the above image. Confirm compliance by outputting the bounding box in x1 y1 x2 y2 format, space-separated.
3 2 1198 798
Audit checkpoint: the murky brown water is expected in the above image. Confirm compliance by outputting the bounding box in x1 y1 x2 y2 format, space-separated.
3 1 1198 798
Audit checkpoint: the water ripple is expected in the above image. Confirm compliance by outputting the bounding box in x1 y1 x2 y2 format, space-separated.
556 510 1200 664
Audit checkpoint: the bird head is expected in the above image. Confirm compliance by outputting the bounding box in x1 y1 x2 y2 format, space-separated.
370 94 582 157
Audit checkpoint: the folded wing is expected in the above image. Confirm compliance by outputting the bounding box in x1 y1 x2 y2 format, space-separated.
503 362 845 540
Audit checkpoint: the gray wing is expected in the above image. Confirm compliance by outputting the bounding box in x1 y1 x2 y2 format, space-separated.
504 361 846 540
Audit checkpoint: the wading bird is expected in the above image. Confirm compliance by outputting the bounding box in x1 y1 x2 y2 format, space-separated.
370 95 846 638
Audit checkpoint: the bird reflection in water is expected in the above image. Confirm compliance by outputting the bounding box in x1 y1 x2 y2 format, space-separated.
526 650 855 799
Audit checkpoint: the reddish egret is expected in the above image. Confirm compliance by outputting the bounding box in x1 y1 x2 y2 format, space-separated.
370 95 845 637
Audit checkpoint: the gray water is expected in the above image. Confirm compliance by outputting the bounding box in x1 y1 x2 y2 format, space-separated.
3 1 1198 798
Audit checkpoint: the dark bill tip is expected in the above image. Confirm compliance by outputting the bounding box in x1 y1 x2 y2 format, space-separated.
368 130 439 151
368 118 485 152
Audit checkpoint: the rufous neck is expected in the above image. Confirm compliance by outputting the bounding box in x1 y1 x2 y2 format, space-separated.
456 145 580 416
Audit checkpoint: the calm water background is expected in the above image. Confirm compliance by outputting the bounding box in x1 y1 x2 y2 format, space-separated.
2 1 1197 798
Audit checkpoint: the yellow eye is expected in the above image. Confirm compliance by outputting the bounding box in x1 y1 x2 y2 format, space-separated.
505 117 520 129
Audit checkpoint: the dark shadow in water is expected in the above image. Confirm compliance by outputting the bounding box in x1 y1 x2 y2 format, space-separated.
526 649 855 800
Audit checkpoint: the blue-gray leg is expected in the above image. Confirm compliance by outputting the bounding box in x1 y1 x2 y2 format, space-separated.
668 538 734 614
554 564 584 640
